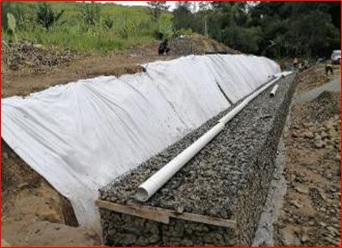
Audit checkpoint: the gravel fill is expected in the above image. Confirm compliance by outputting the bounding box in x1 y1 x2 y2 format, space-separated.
99 74 296 220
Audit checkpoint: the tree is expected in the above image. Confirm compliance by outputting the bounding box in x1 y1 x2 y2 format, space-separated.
286 10 339 57
249 2 340 57
36 2 64 31
198 2 211 11
173 2 192 31
147 1 169 22
176 1 340 57
80 2 101 26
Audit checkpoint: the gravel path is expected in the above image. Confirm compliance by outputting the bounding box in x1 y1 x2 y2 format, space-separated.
293 78 340 104
100 73 296 221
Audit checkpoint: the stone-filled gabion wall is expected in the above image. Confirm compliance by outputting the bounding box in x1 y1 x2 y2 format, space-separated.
99 74 297 246
99 211 237 246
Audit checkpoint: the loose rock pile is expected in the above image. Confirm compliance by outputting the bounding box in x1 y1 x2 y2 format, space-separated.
99 74 297 246
2 40 75 71
291 115 340 151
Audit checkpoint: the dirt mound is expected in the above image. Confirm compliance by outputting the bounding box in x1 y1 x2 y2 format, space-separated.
128 34 239 57
292 91 340 124
190 34 240 54
169 34 240 56
2 40 76 72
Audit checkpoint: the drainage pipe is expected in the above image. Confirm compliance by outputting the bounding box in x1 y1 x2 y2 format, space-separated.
274 71 292 78
219 75 282 124
136 122 225 202
281 71 293 77
137 72 289 202
270 84 279 97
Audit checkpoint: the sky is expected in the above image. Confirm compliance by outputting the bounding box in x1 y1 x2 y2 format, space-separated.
110 1 177 10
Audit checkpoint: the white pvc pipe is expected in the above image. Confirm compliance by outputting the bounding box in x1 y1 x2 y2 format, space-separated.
137 72 287 202
270 84 279 97
281 71 293 77
137 122 225 202
274 71 292 78
219 75 281 124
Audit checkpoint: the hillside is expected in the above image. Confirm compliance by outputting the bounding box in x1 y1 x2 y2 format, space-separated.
2 2 167 52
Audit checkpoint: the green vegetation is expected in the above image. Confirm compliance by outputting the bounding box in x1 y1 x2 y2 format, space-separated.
2 2 172 53
173 2 340 58
6 12 17 43
80 3 100 26
147 1 169 22
36 2 65 31
2 1 340 58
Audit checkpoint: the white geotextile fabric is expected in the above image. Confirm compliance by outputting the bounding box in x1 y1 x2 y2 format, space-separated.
1 54 280 233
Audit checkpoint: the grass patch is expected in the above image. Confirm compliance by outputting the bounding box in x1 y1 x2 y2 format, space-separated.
2 2 172 53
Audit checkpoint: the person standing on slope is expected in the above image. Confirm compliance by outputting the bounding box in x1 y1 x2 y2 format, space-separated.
158 39 170 55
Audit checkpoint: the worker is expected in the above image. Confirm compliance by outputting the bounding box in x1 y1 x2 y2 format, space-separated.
158 39 170 55
293 57 299 69
325 61 334 76
304 59 309 69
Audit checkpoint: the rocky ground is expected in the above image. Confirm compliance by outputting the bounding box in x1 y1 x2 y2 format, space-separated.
273 67 340 246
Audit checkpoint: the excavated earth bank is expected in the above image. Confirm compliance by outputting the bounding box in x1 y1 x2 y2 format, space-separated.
98 73 297 246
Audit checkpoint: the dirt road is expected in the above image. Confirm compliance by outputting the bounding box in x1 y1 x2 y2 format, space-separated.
253 66 340 247
273 67 341 246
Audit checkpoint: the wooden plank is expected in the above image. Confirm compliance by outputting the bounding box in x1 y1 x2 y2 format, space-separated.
96 200 170 224
171 210 236 228
96 200 236 228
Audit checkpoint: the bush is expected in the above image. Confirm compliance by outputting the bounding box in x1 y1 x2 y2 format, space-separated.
80 3 100 26
36 2 64 31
